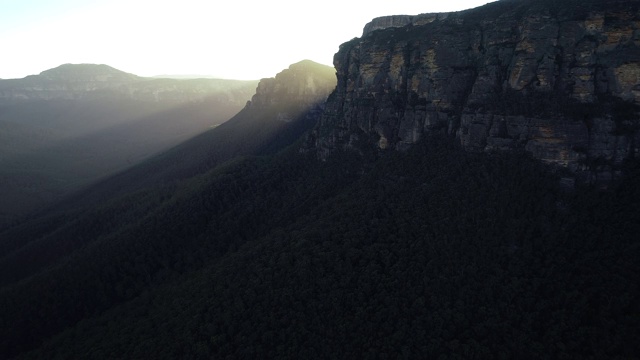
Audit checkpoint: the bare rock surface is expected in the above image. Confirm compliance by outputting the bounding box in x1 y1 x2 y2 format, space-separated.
309 0 640 182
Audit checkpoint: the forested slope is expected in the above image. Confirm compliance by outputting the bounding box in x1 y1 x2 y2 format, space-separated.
1 136 638 359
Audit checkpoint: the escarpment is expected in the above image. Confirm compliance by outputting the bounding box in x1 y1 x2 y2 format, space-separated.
309 0 640 183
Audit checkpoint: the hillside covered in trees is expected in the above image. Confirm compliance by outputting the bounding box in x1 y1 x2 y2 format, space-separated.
1 135 638 359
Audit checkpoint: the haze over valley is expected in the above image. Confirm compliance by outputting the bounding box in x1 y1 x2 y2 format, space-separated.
0 64 258 223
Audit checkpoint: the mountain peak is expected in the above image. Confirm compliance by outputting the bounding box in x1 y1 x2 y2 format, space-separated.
287 59 332 71
39 63 141 82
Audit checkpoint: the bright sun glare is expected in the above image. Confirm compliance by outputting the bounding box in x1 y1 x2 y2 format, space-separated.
0 0 492 80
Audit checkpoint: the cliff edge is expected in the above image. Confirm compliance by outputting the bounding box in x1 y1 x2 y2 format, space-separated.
310 0 640 183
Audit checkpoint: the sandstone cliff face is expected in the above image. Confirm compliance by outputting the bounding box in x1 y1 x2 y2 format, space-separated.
311 0 640 182
0 64 258 105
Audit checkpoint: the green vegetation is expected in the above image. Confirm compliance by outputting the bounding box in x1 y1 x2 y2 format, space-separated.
1 132 638 358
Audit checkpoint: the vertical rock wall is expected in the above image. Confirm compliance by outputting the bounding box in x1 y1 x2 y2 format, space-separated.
310 0 640 182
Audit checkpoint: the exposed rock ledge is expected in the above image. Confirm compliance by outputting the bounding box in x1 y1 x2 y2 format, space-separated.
362 13 450 36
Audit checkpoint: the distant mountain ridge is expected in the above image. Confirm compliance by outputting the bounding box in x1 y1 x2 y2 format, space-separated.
38 63 141 82
0 63 258 103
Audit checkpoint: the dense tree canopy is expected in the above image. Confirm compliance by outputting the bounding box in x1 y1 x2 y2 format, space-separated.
1 135 638 359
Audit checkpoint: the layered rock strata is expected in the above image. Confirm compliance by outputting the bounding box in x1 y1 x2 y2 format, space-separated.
310 0 640 182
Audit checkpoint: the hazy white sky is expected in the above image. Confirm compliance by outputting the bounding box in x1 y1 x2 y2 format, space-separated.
0 0 492 80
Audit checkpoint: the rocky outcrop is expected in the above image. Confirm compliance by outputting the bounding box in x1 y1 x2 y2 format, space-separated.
309 0 640 183
0 63 259 104
245 60 336 122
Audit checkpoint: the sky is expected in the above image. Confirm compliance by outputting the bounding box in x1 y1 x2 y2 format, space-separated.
0 0 492 80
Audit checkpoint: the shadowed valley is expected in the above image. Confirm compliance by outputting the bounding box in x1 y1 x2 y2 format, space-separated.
0 64 259 224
